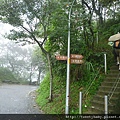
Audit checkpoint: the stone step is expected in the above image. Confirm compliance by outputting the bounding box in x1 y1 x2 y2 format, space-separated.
91 100 115 110
109 67 120 71
109 70 120 73
110 65 119 69
89 105 113 114
92 94 118 103
101 81 120 87
107 74 120 77
84 64 120 114
104 77 120 82
97 91 120 98
98 86 120 92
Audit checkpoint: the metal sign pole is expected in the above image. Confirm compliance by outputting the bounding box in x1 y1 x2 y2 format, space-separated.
105 95 108 120
65 0 76 114
79 92 82 114
104 53 107 74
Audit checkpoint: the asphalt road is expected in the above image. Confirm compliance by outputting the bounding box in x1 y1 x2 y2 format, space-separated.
0 84 42 114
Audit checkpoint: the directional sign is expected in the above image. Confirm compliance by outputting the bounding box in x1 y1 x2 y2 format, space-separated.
56 54 84 64
56 56 67 60
71 59 84 64
71 54 83 59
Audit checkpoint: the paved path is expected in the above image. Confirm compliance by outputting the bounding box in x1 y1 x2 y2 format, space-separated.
0 84 42 114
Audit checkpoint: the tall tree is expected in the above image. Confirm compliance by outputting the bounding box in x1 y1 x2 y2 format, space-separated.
32 47 45 84
0 0 57 101
0 41 35 82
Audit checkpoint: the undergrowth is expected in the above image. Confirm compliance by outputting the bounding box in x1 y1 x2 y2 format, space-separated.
36 45 114 114
0 67 17 82
36 67 105 114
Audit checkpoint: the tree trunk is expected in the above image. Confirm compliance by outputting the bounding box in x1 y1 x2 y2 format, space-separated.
31 35 53 101
29 63 32 85
47 53 53 102
29 72 32 85
37 67 41 85
92 0 103 25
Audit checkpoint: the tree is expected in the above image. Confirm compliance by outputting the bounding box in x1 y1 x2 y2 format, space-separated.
0 0 60 101
0 41 36 82
0 0 120 102
32 46 46 84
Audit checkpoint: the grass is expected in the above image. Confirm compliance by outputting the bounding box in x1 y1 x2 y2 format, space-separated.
36 70 104 114
36 73 66 114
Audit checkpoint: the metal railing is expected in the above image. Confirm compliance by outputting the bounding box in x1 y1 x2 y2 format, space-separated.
83 53 107 99
83 67 102 99
104 72 120 115
80 53 120 114
108 72 120 102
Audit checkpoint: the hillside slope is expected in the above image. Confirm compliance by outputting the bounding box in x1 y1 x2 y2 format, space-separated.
0 67 18 84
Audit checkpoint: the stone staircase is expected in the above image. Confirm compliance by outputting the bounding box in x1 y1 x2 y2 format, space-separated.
84 64 120 114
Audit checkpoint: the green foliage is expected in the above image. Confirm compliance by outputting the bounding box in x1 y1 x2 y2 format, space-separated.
99 0 119 6
36 64 105 114
36 73 66 114
100 18 120 40
0 67 17 82
36 73 50 110
0 0 119 114
32 46 46 69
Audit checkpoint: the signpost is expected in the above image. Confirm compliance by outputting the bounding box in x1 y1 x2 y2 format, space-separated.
71 54 83 59
56 54 84 64
56 53 84 114
71 59 84 64
56 56 67 60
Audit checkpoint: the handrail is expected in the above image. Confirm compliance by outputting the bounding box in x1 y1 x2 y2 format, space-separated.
83 67 102 98
83 52 107 98
108 72 120 102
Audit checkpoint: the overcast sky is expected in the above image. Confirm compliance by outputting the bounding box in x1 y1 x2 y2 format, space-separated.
0 22 37 49
0 22 13 43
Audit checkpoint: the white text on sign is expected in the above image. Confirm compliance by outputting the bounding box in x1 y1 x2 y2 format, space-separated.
71 59 84 64
71 54 83 59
